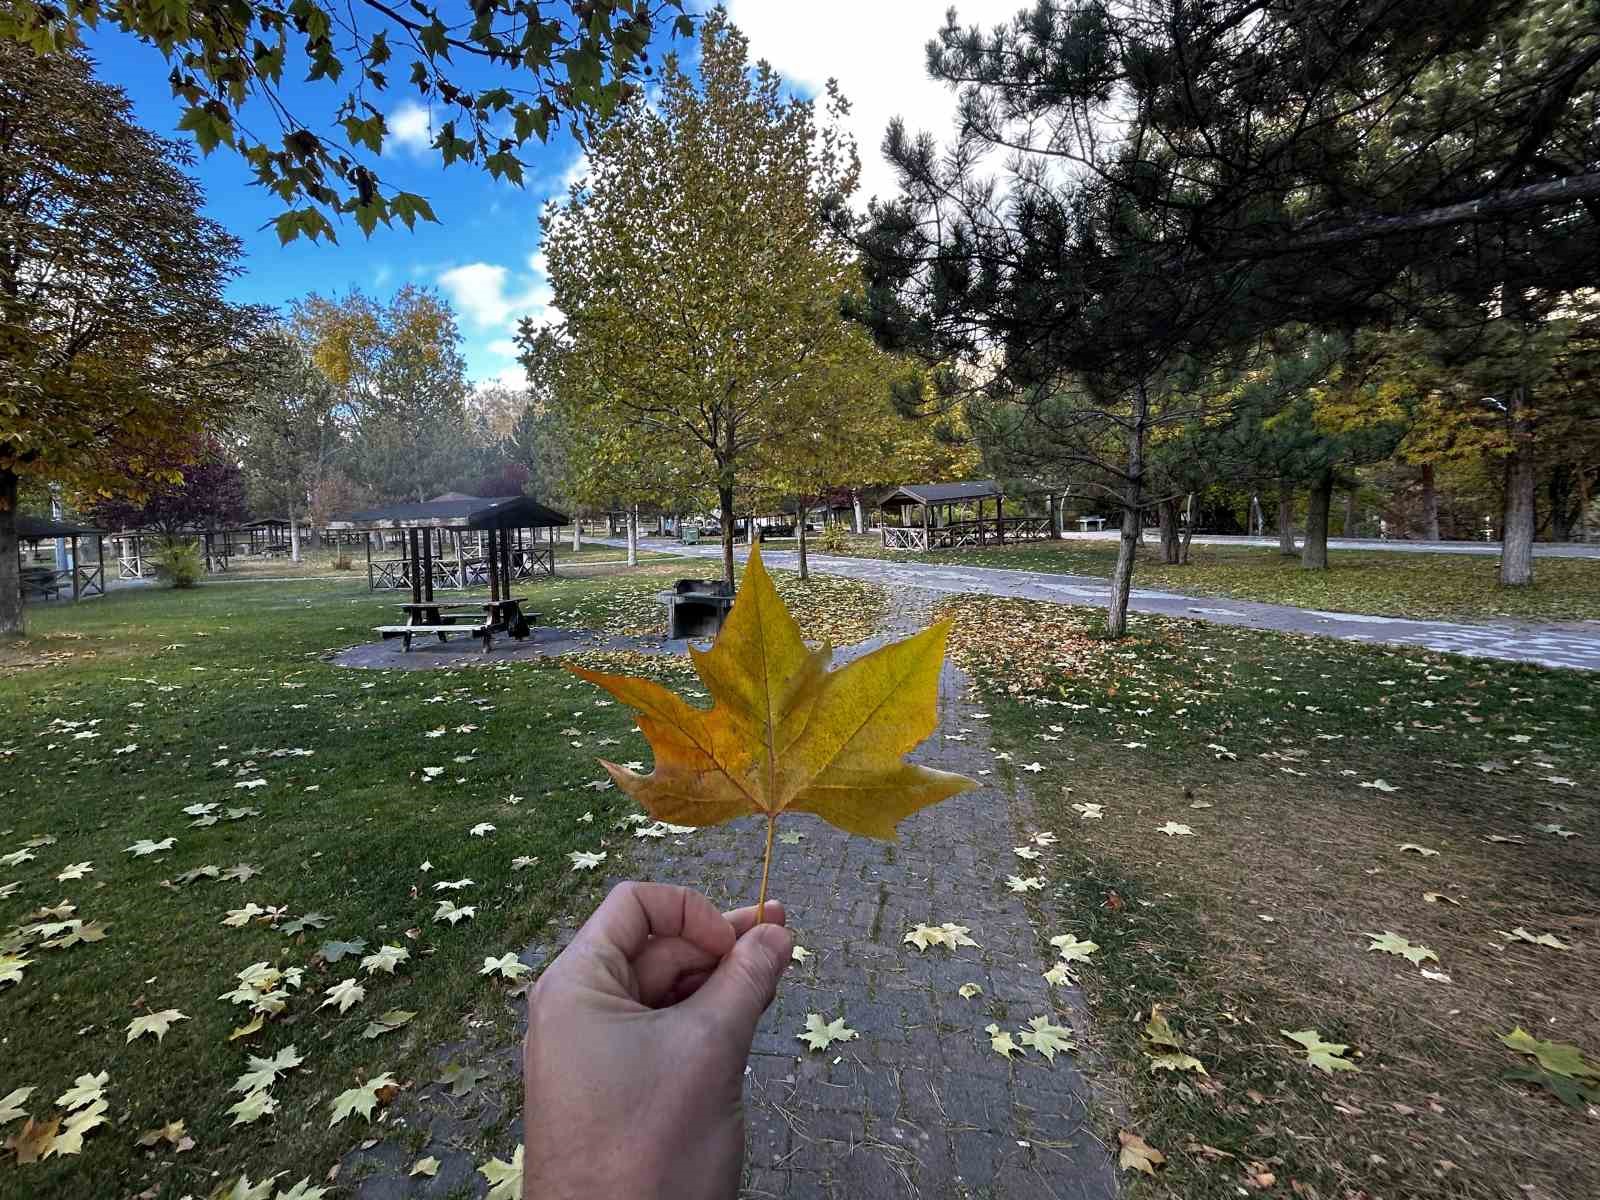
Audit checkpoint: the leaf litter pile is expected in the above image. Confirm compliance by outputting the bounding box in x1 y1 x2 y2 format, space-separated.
940 593 1599 1198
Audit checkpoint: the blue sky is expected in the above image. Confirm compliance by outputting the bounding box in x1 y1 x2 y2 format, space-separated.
84 3 1018 387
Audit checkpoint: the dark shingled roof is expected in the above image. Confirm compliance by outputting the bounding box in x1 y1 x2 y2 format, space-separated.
878 480 1003 507
16 515 103 539
328 494 569 530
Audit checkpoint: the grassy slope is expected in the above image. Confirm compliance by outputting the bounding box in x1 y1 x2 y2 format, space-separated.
940 596 1600 1199
0 565 883 1197
828 534 1600 623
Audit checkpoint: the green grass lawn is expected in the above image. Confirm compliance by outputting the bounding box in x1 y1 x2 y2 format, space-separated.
940 596 1600 1199
0 564 883 1196
826 532 1600 623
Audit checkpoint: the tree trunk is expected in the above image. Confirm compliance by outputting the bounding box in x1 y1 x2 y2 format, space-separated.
718 484 736 589
1157 498 1182 564
1048 493 1062 539
797 505 809 580
1302 471 1334 569
1181 494 1197 564
1107 382 1148 638
1420 463 1440 541
1343 489 1356 538
1277 480 1297 554
289 505 302 563
851 490 864 535
1500 382 1536 585
572 515 581 551
626 506 638 567
0 469 23 637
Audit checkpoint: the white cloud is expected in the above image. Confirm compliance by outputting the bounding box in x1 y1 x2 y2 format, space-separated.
387 101 435 155
723 1 1020 204
438 261 556 333
486 338 520 358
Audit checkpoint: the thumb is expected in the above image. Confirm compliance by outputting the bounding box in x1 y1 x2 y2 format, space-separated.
685 921 793 1044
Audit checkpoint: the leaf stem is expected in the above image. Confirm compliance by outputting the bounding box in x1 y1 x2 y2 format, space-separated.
756 813 777 925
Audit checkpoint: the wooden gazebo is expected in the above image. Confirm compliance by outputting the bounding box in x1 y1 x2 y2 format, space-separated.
16 515 106 601
328 494 569 598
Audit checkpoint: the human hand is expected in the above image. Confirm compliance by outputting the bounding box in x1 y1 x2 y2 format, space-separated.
523 882 794 1199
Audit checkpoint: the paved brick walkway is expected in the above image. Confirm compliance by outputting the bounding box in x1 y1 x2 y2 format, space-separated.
627 589 1116 1200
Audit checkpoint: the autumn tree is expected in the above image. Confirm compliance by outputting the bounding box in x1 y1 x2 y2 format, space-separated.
294 287 473 504
239 329 346 560
0 44 262 635
0 1 694 241
532 11 867 587
85 441 249 538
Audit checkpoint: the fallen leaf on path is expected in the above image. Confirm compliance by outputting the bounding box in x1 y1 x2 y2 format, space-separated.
797 1014 857 1052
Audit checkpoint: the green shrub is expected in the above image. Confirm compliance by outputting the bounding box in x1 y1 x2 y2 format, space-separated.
816 522 852 553
152 539 203 589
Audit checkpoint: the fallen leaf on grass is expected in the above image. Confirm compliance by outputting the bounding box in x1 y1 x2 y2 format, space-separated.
126 837 176 857
1500 1027 1599 1079
1118 1130 1166 1175
361 944 410 975
568 850 606 871
362 1010 416 1039
42 1097 107 1157
1282 1029 1360 1074
1367 931 1438 965
4 1116 58 1164
481 953 531 980
1498 927 1571 950
56 1071 107 1111
1359 779 1399 793
958 983 983 999
232 1046 304 1095
797 1014 857 1052
1050 933 1099 963
328 1073 397 1127
434 901 476 925
410 1157 440 1177
135 1118 190 1149
319 978 366 1013
1143 1005 1207 1074
480 1145 524 1200
0 1087 34 1126
1422 892 1460 905
790 945 813 963
227 1090 277 1127
1006 875 1045 892
126 1009 188 1043
316 938 366 962
1155 822 1194 837
1042 963 1073 986
1399 843 1439 856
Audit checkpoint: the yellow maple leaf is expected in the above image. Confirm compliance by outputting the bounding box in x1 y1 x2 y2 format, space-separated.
570 543 974 911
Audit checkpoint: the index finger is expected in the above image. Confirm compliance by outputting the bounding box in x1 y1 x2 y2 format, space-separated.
575 881 737 962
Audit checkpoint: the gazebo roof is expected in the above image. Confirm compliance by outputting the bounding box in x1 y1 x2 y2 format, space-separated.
16 514 103 540
329 493 569 531
879 480 1002 507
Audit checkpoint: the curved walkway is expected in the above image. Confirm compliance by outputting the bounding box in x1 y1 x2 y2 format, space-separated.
598 539 1600 672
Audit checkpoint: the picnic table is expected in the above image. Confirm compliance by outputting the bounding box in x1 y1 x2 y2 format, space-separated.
376 596 537 652
1076 515 1107 532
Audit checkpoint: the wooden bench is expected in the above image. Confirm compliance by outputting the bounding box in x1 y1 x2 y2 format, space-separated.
373 608 540 653
374 623 495 652
20 566 61 600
